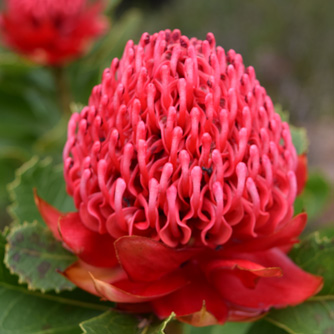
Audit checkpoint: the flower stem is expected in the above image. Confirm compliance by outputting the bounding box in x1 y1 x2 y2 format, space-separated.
52 66 72 115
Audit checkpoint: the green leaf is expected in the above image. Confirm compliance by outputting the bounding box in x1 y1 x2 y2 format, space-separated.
289 227 334 296
68 8 143 105
274 104 308 155
80 311 138 334
246 319 287 334
290 125 308 155
33 115 69 157
0 64 61 195
274 104 290 123
5 222 76 292
184 321 252 334
106 0 123 12
0 233 18 286
78 8 142 66
80 311 174 334
294 171 330 220
146 314 175 334
0 232 107 334
211 322 253 334
0 154 26 228
265 299 334 334
7 156 75 226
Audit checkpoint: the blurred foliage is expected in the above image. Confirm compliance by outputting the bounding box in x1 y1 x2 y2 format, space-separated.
0 59 60 224
290 226 334 296
137 0 334 123
295 171 331 222
0 3 142 227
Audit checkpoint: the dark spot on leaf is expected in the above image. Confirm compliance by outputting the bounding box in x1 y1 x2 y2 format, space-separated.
30 232 40 244
13 232 24 245
37 261 51 279
314 313 323 326
30 232 48 249
12 253 20 262
47 242 57 253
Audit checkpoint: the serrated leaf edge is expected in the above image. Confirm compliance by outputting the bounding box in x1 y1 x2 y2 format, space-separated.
4 220 75 293
6 156 51 224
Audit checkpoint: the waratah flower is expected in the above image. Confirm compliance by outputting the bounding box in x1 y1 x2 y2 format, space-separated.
0 0 107 65
35 30 322 326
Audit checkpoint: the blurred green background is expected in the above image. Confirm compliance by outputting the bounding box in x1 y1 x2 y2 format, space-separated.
1 0 333 228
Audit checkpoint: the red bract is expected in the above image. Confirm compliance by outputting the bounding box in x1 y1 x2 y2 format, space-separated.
0 0 107 65
35 30 322 326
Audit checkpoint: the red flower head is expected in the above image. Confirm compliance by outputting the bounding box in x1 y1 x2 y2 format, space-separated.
35 30 322 326
0 0 107 65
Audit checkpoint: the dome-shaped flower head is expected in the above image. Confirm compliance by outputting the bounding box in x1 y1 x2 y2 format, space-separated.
35 30 322 326
0 0 107 65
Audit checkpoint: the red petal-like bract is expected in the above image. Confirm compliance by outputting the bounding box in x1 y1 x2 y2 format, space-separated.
296 154 307 195
36 30 322 326
0 0 107 65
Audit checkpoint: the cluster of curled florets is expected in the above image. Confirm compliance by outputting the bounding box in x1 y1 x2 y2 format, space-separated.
64 29 298 249
36 30 322 326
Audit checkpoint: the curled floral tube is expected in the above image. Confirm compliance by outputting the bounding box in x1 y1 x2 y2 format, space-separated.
35 30 321 326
